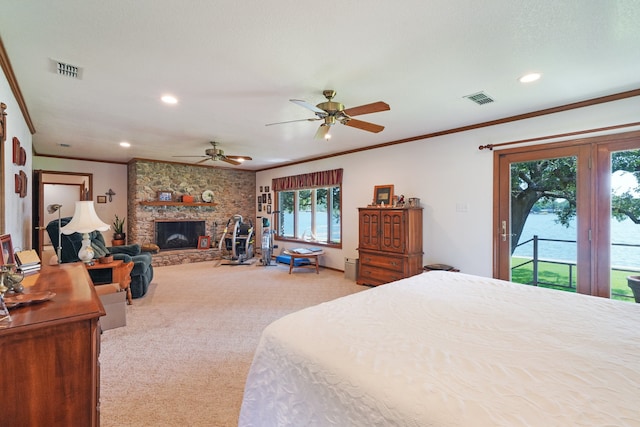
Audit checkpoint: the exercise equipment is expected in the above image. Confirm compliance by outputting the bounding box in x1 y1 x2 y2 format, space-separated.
218 214 254 265
258 216 276 266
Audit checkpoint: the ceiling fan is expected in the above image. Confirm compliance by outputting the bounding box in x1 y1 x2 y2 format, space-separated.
173 141 252 166
266 90 390 139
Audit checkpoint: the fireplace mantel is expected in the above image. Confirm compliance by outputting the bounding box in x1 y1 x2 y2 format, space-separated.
140 201 218 207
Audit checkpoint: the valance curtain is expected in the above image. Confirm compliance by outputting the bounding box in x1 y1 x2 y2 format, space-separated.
272 168 343 191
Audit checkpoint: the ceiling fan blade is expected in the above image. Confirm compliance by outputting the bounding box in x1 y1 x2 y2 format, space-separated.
342 101 390 117
196 158 211 164
342 118 385 133
172 155 207 158
226 155 253 161
314 124 331 140
290 99 327 115
265 117 321 126
221 157 241 166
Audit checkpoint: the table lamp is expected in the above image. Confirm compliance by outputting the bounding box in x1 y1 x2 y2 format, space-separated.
61 201 110 264
47 203 63 264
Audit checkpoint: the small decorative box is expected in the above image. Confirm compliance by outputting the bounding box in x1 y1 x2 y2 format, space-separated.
182 195 194 203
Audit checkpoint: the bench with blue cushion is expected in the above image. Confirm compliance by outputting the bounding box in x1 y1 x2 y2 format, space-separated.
275 254 310 266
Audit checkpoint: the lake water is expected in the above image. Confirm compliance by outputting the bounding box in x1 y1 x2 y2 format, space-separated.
514 213 640 268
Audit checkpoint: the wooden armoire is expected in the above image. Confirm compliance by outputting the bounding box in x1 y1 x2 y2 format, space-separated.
357 207 423 286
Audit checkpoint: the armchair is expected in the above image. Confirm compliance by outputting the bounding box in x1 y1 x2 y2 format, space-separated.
46 217 154 298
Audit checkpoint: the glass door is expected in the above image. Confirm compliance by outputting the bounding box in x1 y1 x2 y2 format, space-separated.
596 143 640 301
495 144 593 295
495 130 640 301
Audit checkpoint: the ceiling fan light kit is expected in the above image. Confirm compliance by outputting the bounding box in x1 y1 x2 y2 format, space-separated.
267 89 390 139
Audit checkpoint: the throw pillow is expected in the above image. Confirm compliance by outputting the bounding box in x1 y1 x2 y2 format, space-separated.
92 239 109 258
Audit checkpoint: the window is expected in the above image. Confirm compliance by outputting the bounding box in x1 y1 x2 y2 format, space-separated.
272 169 342 247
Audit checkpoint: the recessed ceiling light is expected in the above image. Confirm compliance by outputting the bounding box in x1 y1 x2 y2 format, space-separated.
120 141 131 148
519 73 541 83
161 95 178 104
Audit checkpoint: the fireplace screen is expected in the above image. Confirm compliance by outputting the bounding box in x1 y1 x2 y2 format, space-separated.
155 220 206 250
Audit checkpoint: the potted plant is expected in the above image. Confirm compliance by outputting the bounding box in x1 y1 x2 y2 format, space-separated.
112 215 126 246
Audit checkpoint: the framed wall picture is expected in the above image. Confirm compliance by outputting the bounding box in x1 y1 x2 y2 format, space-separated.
12 137 20 165
267 205 272 214
0 234 14 265
157 190 173 202
97 195 107 204
19 171 27 198
197 235 211 250
373 185 394 206
258 203 262 212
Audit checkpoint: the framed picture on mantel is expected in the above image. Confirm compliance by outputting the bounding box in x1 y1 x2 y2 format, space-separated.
157 190 173 202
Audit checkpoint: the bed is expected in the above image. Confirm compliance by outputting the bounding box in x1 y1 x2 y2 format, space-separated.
239 271 640 426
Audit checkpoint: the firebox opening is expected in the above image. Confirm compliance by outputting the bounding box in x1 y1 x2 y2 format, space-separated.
155 220 206 251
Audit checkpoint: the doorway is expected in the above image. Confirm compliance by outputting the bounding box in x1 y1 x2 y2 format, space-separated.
494 130 640 300
33 170 92 257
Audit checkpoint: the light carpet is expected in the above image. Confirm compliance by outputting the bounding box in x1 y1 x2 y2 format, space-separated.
100 261 366 427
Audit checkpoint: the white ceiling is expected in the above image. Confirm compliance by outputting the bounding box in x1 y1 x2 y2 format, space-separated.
1 1 639 170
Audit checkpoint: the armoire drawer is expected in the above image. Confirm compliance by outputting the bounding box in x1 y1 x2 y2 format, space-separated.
358 264 405 285
359 253 404 272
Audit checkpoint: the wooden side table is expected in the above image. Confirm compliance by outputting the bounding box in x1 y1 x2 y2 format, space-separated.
283 250 324 274
86 260 134 304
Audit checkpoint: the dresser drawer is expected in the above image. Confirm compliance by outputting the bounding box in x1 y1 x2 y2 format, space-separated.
358 264 405 286
359 252 404 272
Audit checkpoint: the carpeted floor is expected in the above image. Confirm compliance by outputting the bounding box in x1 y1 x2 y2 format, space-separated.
99 260 366 427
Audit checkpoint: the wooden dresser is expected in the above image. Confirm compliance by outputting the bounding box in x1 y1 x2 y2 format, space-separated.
357 207 423 286
0 263 105 427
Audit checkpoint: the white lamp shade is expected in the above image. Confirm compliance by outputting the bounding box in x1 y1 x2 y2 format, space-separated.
61 201 110 234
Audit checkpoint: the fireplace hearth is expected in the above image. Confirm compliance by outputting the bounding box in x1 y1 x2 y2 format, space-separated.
155 220 206 250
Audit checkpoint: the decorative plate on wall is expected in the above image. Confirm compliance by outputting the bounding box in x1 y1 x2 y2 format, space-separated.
201 190 214 203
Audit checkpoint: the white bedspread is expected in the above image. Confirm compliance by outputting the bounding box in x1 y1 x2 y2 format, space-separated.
239 272 640 426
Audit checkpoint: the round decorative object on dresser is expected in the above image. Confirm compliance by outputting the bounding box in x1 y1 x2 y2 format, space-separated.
201 190 214 203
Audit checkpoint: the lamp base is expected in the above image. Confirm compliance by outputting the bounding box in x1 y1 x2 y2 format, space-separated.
78 233 95 265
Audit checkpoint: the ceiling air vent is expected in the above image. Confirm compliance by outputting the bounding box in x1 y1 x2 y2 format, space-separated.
464 91 494 105
51 59 83 79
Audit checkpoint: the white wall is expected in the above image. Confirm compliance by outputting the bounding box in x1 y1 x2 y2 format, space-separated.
1 65 33 251
32 157 128 243
257 96 640 277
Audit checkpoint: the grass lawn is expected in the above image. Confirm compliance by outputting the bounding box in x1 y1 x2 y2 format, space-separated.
511 256 636 302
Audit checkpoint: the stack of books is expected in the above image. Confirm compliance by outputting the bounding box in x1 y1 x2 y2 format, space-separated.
15 249 41 275
290 247 323 254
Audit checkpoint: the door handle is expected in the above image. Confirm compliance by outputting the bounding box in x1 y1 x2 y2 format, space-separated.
500 220 515 241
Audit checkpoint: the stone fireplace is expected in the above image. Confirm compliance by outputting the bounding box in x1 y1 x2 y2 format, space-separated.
127 159 256 267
